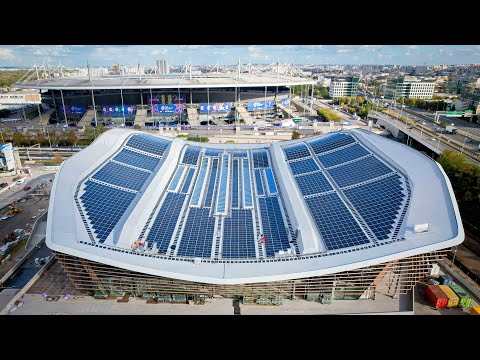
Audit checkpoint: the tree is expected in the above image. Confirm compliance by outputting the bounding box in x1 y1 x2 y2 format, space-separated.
291 130 301 140
66 130 78 146
11 131 25 146
53 154 64 165
83 125 96 141
317 108 341 122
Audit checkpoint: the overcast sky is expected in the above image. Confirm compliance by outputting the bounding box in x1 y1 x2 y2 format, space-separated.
0 45 478 68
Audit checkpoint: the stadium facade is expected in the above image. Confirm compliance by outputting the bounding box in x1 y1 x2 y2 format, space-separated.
14 73 315 127
46 129 463 300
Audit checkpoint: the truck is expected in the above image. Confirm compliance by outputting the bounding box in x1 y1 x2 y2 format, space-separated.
445 125 457 134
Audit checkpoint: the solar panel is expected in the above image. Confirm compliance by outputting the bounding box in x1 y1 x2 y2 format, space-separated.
252 149 269 168
231 151 248 158
80 180 137 243
288 158 320 176
295 172 333 196
113 149 160 172
317 143 370 168
125 134 170 157
308 133 355 155
232 159 239 208
344 175 404 240
182 147 201 165
242 158 253 208
258 197 290 257
254 169 264 196
190 157 209 206
305 193 370 250
222 210 256 259
283 144 311 161
205 148 224 157
180 168 196 194
91 161 151 191
264 168 278 194
204 158 219 207
215 154 230 214
328 156 393 188
146 193 186 252
168 165 186 192
177 208 216 258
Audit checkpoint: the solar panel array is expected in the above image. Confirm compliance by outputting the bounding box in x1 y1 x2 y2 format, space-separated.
204 158 219 207
204 148 224 157
176 208 216 258
126 134 170 157
79 131 409 260
231 159 239 208
344 175 405 240
80 181 137 243
252 149 269 168
283 132 408 252
79 134 172 244
295 172 333 196
182 147 201 165
92 161 150 191
308 133 356 155
113 149 160 172
222 210 256 258
305 193 371 250
328 156 392 188
146 193 186 252
283 143 311 161
258 197 291 257
289 158 320 176
318 144 370 168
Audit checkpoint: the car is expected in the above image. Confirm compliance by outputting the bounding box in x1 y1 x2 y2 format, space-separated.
469 139 476 143
0 183 8 188
23 186 31 191
15 178 25 184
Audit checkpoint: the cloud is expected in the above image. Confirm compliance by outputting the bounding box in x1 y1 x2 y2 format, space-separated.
337 48 351 53
407 45 418 50
29 45 70 57
0 48 15 60
149 48 168 56
248 45 269 60
304 45 324 50
359 45 384 52
179 45 208 49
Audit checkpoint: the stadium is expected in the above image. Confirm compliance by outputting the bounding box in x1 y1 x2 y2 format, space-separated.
46 128 463 302
13 68 316 128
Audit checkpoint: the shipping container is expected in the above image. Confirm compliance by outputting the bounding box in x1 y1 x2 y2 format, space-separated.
470 306 480 315
428 278 440 285
438 285 460 308
425 285 448 309
449 284 472 308
439 274 453 285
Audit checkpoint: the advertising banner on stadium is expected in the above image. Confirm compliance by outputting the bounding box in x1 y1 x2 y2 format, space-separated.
151 104 184 114
58 105 86 114
247 100 274 111
0 143 15 171
199 102 232 113
101 105 135 115
148 94 186 105
282 98 290 107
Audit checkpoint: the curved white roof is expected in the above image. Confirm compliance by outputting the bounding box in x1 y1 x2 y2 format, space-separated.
46 129 463 284
14 74 314 91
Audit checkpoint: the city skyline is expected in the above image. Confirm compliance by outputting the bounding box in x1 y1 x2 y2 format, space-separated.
0 45 479 68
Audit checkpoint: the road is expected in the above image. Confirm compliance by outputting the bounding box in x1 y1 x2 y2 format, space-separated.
0 173 55 211
361 93 480 151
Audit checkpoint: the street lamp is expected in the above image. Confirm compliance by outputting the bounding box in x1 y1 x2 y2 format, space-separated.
461 138 467 153
420 122 426 139
437 129 443 150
